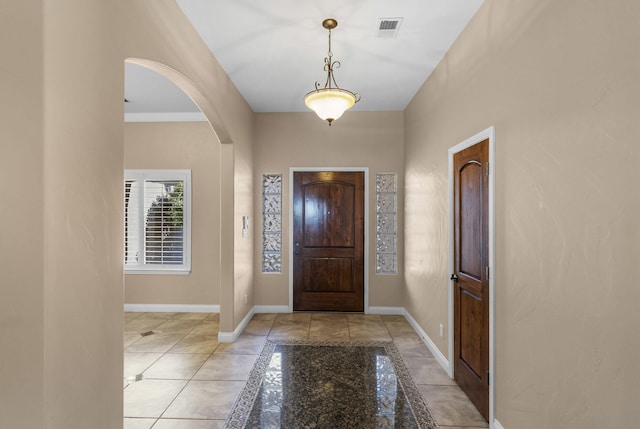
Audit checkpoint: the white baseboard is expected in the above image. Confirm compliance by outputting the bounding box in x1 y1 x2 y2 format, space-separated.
402 308 504 427
402 308 451 375
367 306 404 315
216 331 238 343
218 305 288 341
254 305 290 313
124 304 220 313
218 307 256 343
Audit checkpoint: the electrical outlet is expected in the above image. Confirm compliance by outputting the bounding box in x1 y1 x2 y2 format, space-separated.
439 323 444 337
243 294 248 305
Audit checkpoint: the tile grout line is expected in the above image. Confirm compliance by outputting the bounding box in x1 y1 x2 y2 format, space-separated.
146 314 219 425
124 312 220 426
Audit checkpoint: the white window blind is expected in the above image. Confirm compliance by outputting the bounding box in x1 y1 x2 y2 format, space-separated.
124 170 191 274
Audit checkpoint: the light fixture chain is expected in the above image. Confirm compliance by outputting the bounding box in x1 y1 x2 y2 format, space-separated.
322 28 343 90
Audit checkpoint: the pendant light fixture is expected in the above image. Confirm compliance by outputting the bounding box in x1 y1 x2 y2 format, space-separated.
304 18 360 125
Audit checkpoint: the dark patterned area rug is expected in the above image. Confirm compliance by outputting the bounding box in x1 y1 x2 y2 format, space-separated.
224 339 439 429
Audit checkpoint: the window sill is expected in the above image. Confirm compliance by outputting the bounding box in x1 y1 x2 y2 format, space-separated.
125 268 191 276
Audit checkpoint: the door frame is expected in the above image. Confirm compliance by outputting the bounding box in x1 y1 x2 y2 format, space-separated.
448 126 496 425
288 167 370 313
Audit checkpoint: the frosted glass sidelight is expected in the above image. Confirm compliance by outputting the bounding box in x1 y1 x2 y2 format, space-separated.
376 213 396 234
262 174 282 273
376 253 396 275
376 193 396 213
263 174 282 194
376 233 396 254
264 194 281 213
376 173 397 274
263 253 282 273
263 233 282 252
376 173 397 194
264 214 282 232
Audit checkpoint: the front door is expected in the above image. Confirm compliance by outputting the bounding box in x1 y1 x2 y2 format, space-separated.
293 171 364 311
453 139 489 420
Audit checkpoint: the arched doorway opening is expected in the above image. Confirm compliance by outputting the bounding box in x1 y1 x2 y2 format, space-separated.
122 61 235 422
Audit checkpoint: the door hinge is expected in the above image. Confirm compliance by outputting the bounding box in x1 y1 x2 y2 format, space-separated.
486 266 490 280
486 162 489 176
487 371 490 385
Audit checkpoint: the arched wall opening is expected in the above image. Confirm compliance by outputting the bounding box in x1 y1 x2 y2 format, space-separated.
123 58 234 335
126 58 232 144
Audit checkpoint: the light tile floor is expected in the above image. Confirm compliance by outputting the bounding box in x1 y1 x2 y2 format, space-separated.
123 312 488 428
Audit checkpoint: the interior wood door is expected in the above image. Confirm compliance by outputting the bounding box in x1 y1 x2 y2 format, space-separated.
453 139 489 421
293 171 364 311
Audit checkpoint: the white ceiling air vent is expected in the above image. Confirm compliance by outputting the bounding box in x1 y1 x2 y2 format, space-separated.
377 17 403 38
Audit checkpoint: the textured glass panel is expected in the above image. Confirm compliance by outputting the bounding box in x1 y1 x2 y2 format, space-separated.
376 173 396 193
263 194 281 213
376 213 396 234
376 173 397 274
376 193 396 213
376 234 396 254
263 253 282 273
263 174 282 194
264 214 281 232
262 174 282 273
263 233 282 252
377 253 396 274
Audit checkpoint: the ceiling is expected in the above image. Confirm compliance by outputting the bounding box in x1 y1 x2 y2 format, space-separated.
124 0 484 117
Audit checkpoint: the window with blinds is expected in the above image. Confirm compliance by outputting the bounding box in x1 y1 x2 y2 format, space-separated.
124 170 191 274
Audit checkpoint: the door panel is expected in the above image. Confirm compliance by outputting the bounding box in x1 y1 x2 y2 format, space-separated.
293 171 364 312
460 290 483 376
303 258 354 292
453 139 489 421
460 162 483 281
303 182 355 247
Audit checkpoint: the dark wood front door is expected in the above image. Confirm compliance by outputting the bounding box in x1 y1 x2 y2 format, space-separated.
453 139 489 420
293 171 364 311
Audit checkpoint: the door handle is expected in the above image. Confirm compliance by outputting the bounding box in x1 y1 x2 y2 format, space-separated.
295 242 301 255
450 274 458 282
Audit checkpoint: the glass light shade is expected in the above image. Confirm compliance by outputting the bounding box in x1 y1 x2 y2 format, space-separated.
304 88 357 123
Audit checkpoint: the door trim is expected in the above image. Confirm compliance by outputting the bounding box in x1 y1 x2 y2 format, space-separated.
288 167 369 313
448 126 495 426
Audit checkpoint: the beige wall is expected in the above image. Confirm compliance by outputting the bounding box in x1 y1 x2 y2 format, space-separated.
42 0 125 427
253 112 405 309
232 132 255 327
1 0 253 427
124 122 221 306
123 1 255 333
0 2 45 427
404 0 639 427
